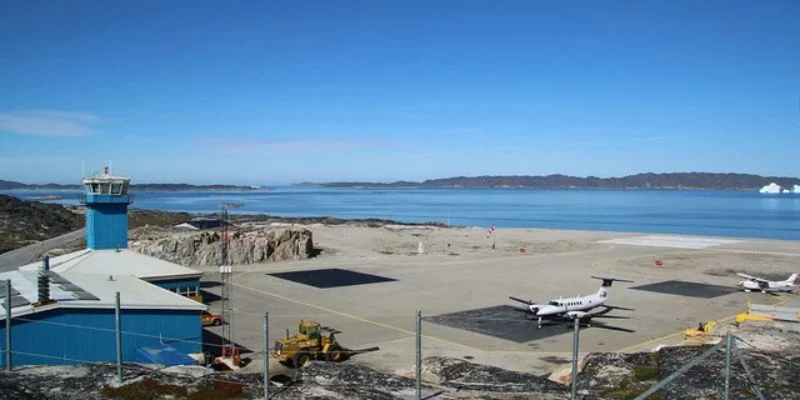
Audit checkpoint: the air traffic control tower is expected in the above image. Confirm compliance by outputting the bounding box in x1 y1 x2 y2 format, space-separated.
81 166 131 250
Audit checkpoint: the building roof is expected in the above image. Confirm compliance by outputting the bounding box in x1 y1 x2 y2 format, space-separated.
0 270 206 320
174 218 231 230
82 169 130 183
19 249 203 282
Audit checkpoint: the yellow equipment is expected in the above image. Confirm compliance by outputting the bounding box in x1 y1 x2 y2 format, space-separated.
735 312 773 324
685 321 716 337
270 320 379 368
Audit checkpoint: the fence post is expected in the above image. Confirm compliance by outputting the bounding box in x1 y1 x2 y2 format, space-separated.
724 333 731 400
5 279 11 371
571 317 580 399
733 337 765 400
115 291 122 384
416 310 422 400
264 312 269 400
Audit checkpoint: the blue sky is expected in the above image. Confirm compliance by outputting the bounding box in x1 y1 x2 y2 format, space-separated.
1 1 798 185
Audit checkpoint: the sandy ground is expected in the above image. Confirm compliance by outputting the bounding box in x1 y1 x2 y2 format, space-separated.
196 224 800 379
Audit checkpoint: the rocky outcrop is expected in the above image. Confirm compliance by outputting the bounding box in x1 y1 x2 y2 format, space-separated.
272 360 423 399
0 194 84 254
421 356 568 398
0 363 265 400
577 345 800 399
2 351 799 400
129 227 314 266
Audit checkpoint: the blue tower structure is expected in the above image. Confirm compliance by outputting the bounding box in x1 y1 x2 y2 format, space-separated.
81 166 132 250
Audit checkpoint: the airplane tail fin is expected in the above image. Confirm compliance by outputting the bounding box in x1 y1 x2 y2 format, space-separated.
591 276 633 297
787 273 798 284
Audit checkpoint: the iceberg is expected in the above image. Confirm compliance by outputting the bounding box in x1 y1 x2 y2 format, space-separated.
759 183 782 194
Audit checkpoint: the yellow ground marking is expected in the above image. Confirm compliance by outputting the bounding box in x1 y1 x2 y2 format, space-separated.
615 297 790 353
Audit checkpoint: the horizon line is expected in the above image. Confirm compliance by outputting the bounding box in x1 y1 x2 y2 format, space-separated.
4 170 800 187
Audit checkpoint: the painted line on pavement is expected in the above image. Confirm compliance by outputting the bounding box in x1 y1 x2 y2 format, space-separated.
615 297 789 353
233 273 578 355
233 273 489 353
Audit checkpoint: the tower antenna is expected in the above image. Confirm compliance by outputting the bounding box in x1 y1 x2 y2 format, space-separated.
218 200 243 369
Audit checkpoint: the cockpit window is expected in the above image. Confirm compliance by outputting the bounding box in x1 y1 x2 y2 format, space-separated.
308 326 320 337
549 301 560 306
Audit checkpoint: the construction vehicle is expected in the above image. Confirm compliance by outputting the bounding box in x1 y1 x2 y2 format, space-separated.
201 310 223 326
271 320 379 368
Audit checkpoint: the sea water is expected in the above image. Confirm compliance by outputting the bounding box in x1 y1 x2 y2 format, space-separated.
4 188 800 240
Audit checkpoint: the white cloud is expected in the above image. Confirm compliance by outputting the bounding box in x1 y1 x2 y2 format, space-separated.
0 110 102 137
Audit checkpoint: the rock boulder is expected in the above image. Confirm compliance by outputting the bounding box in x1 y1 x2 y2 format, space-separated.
129 227 314 266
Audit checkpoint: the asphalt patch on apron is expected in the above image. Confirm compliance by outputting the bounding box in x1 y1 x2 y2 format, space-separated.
424 305 571 343
629 280 739 298
267 268 397 288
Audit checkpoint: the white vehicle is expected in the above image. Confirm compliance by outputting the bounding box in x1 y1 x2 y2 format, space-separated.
509 276 635 331
736 273 797 293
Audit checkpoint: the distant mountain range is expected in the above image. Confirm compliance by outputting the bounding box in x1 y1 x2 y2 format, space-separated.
301 173 800 190
0 179 261 191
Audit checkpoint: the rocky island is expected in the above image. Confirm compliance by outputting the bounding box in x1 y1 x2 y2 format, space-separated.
304 172 800 191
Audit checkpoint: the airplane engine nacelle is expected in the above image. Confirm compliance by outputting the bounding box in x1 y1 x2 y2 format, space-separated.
566 311 588 319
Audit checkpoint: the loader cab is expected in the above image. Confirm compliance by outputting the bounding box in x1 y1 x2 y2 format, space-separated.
298 320 321 345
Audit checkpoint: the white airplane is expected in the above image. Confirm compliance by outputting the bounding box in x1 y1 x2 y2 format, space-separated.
736 273 798 293
509 276 635 332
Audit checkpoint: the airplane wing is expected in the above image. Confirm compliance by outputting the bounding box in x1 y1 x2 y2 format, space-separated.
603 305 635 311
736 273 765 282
509 296 536 306
586 306 633 318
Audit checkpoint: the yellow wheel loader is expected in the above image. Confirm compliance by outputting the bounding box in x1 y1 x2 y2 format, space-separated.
270 320 379 368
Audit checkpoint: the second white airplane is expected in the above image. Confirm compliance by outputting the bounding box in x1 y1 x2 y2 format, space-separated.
736 273 798 293
509 276 635 331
